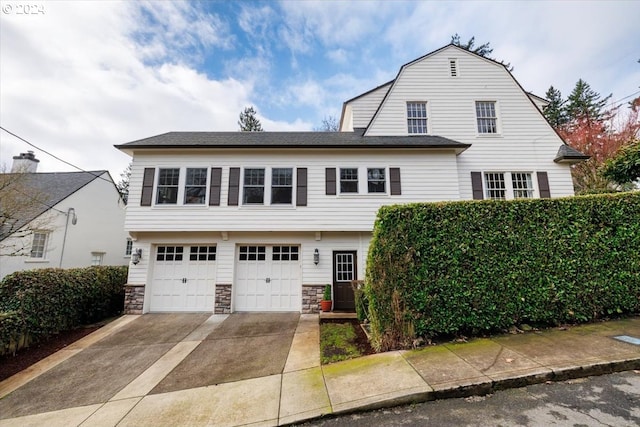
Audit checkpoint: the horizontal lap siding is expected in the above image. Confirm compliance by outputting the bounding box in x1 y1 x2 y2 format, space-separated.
363 47 574 197
124 150 460 233
348 83 392 129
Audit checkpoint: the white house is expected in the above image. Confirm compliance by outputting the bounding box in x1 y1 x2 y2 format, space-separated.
116 44 587 315
0 152 130 279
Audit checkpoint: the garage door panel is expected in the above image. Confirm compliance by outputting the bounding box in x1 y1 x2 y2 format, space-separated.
235 245 300 312
150 245 216 312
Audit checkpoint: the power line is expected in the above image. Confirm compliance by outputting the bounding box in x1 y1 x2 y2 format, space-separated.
0 126 115 185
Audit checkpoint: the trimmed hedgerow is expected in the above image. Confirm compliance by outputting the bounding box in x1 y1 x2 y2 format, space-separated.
0 266 127 355
365 192 640 351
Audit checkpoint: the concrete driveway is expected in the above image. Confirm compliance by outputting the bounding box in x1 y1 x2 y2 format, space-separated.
0 312 300 421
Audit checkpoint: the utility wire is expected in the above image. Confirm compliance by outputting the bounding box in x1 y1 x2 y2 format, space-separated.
0 126 116 185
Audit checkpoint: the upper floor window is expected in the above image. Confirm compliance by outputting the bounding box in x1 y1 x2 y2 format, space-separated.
340 168 359 193
367 168 386 193
243 168 265 204
476 101 497 134
407 102 428 134
184 168 207 204
156 168 180 204
31 232 49 258
125 239 133 256
271 168 293 204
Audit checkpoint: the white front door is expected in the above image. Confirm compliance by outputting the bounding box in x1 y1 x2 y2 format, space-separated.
150 245 217 312
234 245 301 311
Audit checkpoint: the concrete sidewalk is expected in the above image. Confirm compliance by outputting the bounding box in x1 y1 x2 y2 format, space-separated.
1 315 640 426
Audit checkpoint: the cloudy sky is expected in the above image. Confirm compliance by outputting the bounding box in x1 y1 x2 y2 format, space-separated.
1 0 638 180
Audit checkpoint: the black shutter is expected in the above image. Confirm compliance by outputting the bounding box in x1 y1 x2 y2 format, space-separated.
471 172 484 200
537 171 551 198
326 168 336 195
389 168 402 195
209 168 222 206
140 168 155 206
228 167 240 206
296 168 307 206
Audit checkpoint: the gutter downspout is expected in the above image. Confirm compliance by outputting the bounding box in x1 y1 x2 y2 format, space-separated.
59 207 77 268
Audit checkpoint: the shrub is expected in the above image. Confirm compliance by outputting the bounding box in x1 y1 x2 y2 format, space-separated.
0 265 128 355
323 284 332 301
366 192 640 351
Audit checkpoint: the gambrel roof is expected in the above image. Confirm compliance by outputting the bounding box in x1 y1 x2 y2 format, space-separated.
0 171 108 241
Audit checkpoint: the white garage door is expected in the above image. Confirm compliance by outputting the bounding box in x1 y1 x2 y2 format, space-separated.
235 245 301 311
150 245 217 312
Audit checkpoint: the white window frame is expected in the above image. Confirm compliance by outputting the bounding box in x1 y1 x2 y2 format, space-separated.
184 167 208 205
154 167 210 206
91 252 105 266
125 238 133 256
339 167 359 194
271 168 294 205
336 167 390 196
30 231 49 259
367 168 386 194
475 101 500 135
484 172 536 200
241 167 296 206
406 102 428 134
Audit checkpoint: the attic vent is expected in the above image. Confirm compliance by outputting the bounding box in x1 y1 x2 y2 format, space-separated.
449 59 458 77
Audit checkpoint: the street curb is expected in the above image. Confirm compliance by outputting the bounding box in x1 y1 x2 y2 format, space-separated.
295 357 640 425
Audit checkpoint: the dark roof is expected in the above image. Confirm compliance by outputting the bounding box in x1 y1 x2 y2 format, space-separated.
115 131 471 151
554 144 590 163
0 171 106 241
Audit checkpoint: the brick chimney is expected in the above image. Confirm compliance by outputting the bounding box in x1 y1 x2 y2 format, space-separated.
11 151 39 173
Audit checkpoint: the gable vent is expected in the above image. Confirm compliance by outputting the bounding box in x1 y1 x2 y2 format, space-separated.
449 59 458 77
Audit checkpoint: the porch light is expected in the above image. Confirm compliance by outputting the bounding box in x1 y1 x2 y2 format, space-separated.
132 248 142 265
313 248 320 265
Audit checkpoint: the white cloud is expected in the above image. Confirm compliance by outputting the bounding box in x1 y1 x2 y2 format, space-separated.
0 1 253 179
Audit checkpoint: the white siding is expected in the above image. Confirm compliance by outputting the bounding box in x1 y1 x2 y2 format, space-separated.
0 173 129 279
343 83 392 130
359 45 574 198
124 149 461 233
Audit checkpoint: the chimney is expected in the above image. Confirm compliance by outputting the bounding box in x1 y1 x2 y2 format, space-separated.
11 151 40 173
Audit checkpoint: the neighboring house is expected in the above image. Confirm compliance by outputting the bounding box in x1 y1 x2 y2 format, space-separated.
115 44 587 315
0 152 130 279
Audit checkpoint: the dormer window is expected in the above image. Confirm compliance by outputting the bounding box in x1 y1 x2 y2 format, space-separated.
407 102 428 134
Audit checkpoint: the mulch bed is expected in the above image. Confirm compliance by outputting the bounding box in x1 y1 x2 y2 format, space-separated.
0 326 100 382
320 317 376 358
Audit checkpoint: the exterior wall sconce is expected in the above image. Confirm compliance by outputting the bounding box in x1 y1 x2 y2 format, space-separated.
131 248 142 265
313 248 319 265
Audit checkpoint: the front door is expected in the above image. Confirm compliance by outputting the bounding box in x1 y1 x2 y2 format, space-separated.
333 251 356 311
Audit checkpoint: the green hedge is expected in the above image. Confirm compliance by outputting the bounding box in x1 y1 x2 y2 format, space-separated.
365 192 640 351
0 266 128 355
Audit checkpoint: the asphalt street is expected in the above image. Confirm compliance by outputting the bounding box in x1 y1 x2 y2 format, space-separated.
300 371 640 427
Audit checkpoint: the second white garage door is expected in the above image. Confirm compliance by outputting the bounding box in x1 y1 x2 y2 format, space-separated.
234 245 301 311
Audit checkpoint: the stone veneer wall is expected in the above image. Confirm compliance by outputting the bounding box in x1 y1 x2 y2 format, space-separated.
124 285 145 314
215 284 232 314
302 284 326 314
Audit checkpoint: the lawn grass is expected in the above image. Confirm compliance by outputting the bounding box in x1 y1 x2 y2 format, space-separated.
320 322 364 364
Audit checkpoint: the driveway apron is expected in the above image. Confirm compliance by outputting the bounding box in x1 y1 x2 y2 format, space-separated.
0 313 210 420
151 312 300 394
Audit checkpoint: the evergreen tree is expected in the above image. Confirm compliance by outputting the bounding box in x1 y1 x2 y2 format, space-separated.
565 79 612 122
238 106 264 132
543 86 568 128
450 33 512 71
